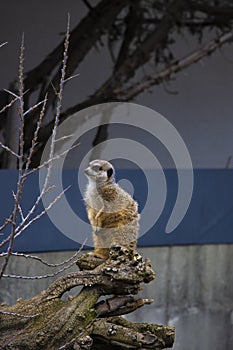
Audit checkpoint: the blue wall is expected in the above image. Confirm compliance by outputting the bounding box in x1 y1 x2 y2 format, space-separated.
0 169 233 253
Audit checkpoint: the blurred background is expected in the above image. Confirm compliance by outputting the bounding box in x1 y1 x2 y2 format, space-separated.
0 1 233 349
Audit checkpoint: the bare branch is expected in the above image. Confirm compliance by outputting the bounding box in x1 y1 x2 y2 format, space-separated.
3 89 20 99
3 88 30 99
0 89 29 115
23 98 47 117
2 237 86 280
0 96 18 114
118 31 233 101
14 186 70 240
24 94 47 171
0 35 26 279
22 142 80 179
114 4 141 71
0 19 71 275
2 262 74 280
0 249 84 268
12 191 24 221
50 80 58 96
3 16 72 252
95 0 186 97
23 0 127 116
0 42 8 48
0 216 13 247
39 0 187 129
81 0 94 11
64 72 80 84
18 33 25 175
0 142 20 159
37 13 70 205
54 134 74 143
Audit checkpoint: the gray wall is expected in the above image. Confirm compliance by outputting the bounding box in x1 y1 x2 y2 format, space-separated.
0 1 233 168
1 245 233 350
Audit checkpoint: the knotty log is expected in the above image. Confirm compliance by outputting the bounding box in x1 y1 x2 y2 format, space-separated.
0 246 175 349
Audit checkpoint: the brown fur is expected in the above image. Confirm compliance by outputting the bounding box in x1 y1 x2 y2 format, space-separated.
84 160 139 259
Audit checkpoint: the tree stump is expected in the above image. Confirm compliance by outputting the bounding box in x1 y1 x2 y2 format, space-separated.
0 246 175 349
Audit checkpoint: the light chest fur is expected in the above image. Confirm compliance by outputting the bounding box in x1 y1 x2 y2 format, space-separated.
84 162 140 258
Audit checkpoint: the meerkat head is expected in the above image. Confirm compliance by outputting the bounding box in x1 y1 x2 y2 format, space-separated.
85 159 115 185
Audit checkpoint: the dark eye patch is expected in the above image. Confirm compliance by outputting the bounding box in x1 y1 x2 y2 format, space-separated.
107 168 113 178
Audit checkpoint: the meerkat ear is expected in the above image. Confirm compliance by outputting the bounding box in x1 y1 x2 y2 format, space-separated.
107 168 113 178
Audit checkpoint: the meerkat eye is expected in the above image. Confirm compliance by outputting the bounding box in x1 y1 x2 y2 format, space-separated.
92 165 101 172
107 168 113 178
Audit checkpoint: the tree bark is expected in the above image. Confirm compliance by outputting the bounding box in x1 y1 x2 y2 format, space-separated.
0 246 175 349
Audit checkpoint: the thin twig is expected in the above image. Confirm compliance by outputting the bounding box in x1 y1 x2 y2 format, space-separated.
0 16 72 278
0 96 18 114
23 98 47 117
18 33 25 175
50 80 58 96
2 238 86 280
11 16 71 244
12 185 56 240
24 94 47 171
49 13 70 158
0 310 39 319
3 88 30 99
3 89 20 100
22 143 80 179
0 89 29 115
81 0 94 11
0 146 75 250
0 185 55 252
14 186 70 239
54 134 74 143
0 42 8 48
0 235 11 249
28 13 70 225
0 142 20 159
0 216 13 248
12 191 24 221
64 73 80 84
0 248 85 267
0 35 26 279
2 263 74 279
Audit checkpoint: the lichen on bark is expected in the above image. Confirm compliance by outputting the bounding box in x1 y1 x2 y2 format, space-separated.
0 246 175 349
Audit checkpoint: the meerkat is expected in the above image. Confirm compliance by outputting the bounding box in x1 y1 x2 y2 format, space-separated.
84 159 140 259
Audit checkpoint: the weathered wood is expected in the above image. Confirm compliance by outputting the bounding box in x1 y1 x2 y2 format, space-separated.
91 317 175 349
0 246 174 349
